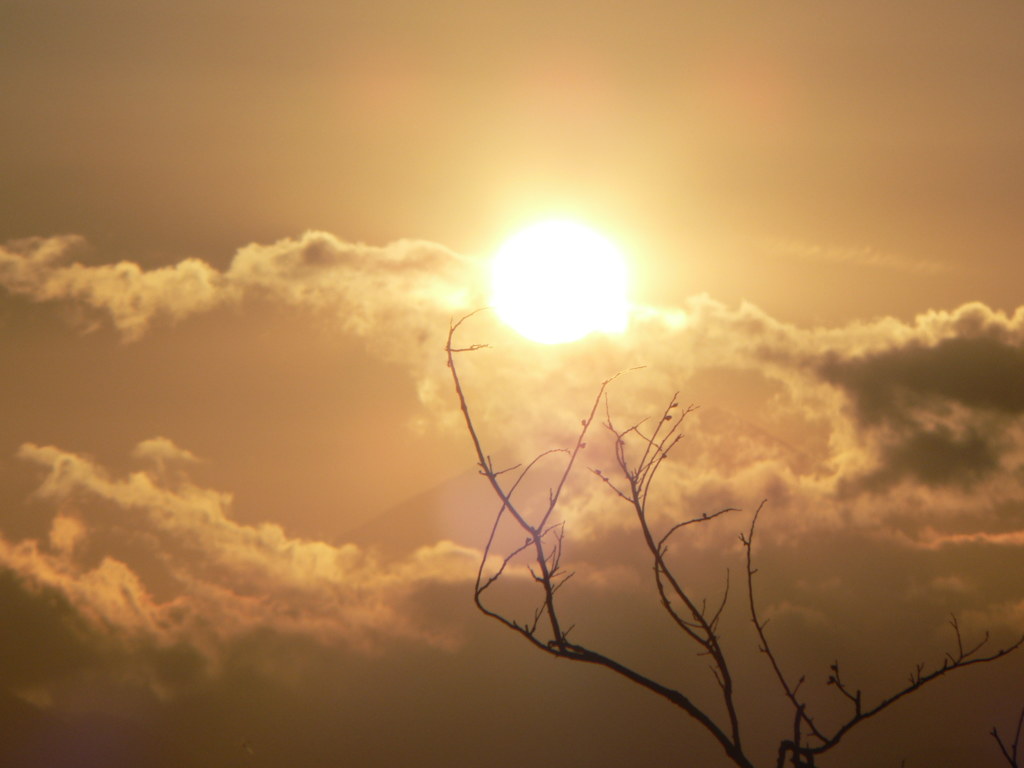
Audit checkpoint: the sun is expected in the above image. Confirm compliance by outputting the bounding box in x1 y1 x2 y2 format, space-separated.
490 220 630 344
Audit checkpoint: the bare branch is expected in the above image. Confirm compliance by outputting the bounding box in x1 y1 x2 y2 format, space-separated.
658 507 737 552
447 313 1022 768
806 623 1024 759
993 705 1024 767
744 500 827 746
601 396 746 751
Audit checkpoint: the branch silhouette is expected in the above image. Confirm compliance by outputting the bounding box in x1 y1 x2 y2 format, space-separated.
446 312 1023 768
993 706 1024 767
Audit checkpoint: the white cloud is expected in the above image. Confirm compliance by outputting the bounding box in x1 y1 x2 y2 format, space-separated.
0 236 227 341
131 436 199 466
48 514 86 555
0 232 484 353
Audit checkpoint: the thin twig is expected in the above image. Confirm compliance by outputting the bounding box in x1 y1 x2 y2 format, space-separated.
993 704 1024 767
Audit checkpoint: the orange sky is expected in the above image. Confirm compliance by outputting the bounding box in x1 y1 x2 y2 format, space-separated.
2 2 1024 767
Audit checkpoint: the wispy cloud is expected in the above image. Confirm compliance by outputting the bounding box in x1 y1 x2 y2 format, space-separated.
759 237 951 274
0 232 483 349
0 235 227 341
3 439 483 664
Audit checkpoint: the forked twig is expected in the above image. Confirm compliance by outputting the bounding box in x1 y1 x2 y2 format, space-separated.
993 705 1024 767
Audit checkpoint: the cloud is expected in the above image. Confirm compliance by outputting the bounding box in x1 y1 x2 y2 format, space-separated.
820 335 1024 423
905 527 1024 550
48 514 86 555
815 313 1024 495
453 297 1024 541
2 230 1024 740
0 236 227 341
0 232 483 353
3 439 484 666
848 423 998 491
3 232 1024 542
131 437 199 466
759 237 950 274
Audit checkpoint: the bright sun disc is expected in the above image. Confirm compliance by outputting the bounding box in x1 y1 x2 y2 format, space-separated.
491 220 629 344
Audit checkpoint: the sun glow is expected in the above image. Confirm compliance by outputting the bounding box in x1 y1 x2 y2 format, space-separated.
491 220 630 344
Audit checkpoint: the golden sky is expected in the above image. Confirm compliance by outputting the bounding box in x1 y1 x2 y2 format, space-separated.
2 2 1024 766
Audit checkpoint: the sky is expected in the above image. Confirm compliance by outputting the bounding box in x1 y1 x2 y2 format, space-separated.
2 1 1024 766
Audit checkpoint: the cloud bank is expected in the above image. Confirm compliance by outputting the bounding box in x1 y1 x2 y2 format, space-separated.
2 438 481 667
4 233 1024 535
2 231 1024 674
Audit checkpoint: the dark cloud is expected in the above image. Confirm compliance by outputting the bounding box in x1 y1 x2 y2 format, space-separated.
821 335 1024 425
0 571 96 690
818 334 1024 493
851 425 998 492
